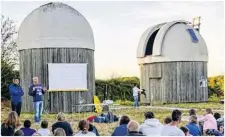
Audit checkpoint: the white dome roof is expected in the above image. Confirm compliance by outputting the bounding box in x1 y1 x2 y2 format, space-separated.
17 2 94 50
137 20 208 64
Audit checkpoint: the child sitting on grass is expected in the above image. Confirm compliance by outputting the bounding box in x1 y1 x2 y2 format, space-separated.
180 126 191 136
37 120 51 136
164 117 172 125
199 108 219 135
186 115 201 136
20 120 36 136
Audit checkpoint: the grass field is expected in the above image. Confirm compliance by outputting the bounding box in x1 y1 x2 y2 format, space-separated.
155 102 224 110
1 101 224 136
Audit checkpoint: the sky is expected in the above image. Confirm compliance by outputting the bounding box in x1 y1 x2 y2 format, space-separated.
1 1 224 79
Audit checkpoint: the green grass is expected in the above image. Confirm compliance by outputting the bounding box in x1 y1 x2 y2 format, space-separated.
114 100 224 110
1 109 190 136
154 102 224 110
1 101 224 136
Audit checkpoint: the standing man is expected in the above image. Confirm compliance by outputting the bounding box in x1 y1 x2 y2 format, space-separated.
28 76 47 124
9 78 24 117
132 84 141 108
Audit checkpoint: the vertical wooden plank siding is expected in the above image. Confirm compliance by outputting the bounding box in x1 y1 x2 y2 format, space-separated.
19 48 95 113
139 62 208 104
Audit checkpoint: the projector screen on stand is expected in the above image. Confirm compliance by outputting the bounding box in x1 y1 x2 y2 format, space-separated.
48 63 88 91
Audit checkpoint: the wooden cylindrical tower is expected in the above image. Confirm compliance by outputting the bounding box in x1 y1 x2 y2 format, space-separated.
137 21 208 105
17 2 95 113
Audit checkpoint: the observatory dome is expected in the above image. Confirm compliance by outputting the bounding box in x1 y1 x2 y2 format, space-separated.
137 20 208 64
17 2 94 50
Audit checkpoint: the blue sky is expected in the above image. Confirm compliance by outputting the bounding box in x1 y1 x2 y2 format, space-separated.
1 1 224 79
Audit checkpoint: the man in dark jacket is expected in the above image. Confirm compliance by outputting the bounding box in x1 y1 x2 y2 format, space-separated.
29 76 47 124
127 120 145 136
9 78 24 117
52 112 74 136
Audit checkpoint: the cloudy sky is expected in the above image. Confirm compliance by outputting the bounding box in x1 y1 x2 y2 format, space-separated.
2 1 224 79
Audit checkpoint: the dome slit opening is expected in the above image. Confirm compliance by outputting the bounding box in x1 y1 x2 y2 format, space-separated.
145 29 160 56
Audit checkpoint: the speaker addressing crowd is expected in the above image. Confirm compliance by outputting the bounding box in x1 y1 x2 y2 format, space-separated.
28 76 47 124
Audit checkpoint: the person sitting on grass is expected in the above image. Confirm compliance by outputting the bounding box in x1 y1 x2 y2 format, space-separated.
126 120 145 136
214 112 224 134
188 109 204 135
37 120 51 136
180 126 191 136
89 123 99 136
1 111 21 136
214 112 221 120
75 120 96 136
14 130 24 136
20 120 36 136
160 109 185 136
52 112 73 136
164 117 172 125
112 115 130 136
139 112 163 136
186 115 201 136
199 108 218 135
189 109 196 116
54 128 66 136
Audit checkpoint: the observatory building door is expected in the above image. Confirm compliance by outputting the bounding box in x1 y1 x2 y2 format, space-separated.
149 78 162 105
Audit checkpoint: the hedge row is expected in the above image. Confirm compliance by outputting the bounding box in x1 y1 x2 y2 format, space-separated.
95 77 139 101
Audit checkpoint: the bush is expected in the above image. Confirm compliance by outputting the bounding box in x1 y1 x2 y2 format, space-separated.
95 77 139 101
208 94 223 102
208 75 224 98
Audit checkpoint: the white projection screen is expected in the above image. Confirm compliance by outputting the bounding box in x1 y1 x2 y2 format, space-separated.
48 63 87 91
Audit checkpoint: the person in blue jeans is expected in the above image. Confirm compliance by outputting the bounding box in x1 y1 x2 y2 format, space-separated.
9 78 24 117
28 76 47 124
132 85 141 107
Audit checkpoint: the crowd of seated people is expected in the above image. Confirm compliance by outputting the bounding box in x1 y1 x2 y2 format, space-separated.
1 108 224 136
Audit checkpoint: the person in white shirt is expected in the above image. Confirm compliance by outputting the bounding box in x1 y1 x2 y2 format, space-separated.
161 109 185 136
140 112 163 136
75 120 96 136
132 85 141 107
37 120 51 136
